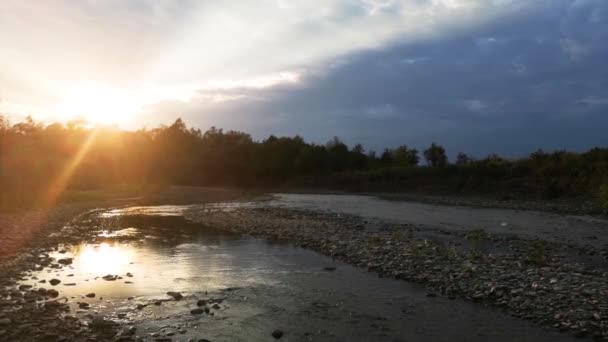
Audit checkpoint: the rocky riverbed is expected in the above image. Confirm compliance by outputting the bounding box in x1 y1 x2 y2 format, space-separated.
1 191 607 341
186 206 608 340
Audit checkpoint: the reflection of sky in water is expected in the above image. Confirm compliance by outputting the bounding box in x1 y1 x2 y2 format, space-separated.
23 212 327 301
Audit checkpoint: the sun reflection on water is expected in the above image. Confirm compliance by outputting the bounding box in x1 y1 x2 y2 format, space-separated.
77 242 133 276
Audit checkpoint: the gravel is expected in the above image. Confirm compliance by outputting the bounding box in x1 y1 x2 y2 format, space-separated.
186 206 608 340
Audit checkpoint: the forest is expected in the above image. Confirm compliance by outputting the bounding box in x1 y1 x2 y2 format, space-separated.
1 116 607 211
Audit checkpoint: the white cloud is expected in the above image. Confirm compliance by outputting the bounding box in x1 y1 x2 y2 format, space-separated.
0 0 531 124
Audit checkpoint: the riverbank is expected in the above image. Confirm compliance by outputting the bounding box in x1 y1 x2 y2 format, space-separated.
186 205 608 340
1 188 607 341
270 188 605 217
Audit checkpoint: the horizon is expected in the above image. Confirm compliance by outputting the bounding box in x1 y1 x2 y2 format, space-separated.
1 1 607 156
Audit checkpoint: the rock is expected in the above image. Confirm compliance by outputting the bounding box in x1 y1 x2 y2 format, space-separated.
102 274 117 281
58 258 73 265
86 293 95 298
212 303 220 310
272 329 284 339
136 304 146 310
121 326 136 335
0 318 11 326
126 272 133 277
78 302 90 309
198 339 211 342
190 308 205 315
49 279 61 286
166 291 183 300
90 316 111 330
197 299 207 306
323 267 337 271
18 284 32 290
47 289 59 297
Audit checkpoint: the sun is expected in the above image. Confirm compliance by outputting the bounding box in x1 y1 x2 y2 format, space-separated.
55 82 139 125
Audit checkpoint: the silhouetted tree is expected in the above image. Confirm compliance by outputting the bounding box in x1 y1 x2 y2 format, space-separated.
392 145 419 166
456 152 472 165
424 143 447 167
1 116 607 210
380 149 393 164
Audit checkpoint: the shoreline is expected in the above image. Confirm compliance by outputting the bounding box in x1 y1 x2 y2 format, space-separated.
186 205 608 340
1 187 606 340
265 187 605 217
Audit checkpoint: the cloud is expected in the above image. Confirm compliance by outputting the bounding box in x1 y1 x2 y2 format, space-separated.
138 0 608 157
2 0 607 156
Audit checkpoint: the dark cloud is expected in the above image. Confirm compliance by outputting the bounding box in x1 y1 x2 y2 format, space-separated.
147 0 608 158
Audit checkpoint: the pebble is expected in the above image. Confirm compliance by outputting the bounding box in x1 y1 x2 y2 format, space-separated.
190 308 205 315
49 279 61 286
167 291 183 300
272 329 284 339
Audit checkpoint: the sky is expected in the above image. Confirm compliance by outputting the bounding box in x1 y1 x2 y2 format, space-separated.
1 0 607 157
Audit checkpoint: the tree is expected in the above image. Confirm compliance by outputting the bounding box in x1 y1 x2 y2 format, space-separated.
456 152 472 165
380 148 393 164
423 142 447 167
392 145 419 166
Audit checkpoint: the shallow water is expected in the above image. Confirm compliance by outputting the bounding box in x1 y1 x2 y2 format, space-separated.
20 204 580 341
267 193 608 248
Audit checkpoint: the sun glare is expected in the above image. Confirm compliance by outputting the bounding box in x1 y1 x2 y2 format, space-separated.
78 242 133 276
54 82 139 125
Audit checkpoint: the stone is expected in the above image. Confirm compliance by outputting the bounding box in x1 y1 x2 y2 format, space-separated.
58 258 73 265
49 279 61 286
190 308 205 315
102 274 117 281
197 299 207 306
272 329 284 339
86 293 95 298
166 291 183 300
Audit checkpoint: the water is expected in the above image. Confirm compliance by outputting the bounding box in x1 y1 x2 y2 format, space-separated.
20 202 579 341
266 193 608 248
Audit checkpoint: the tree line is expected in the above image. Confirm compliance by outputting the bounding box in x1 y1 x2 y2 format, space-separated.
1 116 607 211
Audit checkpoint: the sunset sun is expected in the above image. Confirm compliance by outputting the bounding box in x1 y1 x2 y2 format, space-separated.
54 82 139 125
